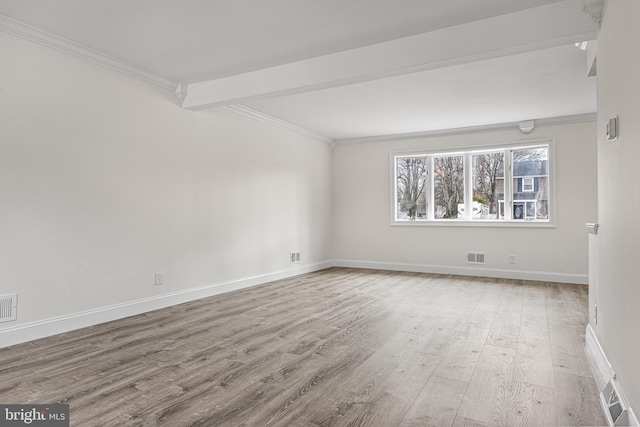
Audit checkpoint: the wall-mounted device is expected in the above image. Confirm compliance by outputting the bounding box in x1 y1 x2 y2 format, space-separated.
607 116 618 141
519 120 535 134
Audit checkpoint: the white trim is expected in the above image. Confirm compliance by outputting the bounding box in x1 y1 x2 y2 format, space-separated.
223 105 334 144
586 324 639 426
586 324 615 383
390 220 555 228
180 2 598 109
335 113 597 145
0 14 178 91
333 259 587 284
218 108 596 149
0 261 332 349
463 153 473 221
582 0 603 26
0 260 589 349
391 139 555 227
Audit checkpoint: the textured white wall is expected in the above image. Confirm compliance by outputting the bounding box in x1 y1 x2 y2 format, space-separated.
333 122 597 281
0 32 333 327
592 0 640 412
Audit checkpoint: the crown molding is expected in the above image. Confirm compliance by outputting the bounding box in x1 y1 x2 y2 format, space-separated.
334 113 597 145
223 105 335 145
0 14 178 91
222 105 595 147
582 0 603 26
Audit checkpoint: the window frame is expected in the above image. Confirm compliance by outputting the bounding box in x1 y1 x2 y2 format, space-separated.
522 177 535 192
390 139 555 228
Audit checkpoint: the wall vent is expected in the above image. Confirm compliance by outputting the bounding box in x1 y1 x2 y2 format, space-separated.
601 379 637 426
466 252 486 265
290 252 301 264
0 293 17 323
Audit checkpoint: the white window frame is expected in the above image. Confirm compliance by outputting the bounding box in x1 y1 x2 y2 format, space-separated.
390 139 555 227
522 177 534 192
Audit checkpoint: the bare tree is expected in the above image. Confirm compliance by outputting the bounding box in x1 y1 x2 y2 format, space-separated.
512 147 547 162
396 157 427 219
433 155 464 218
473 153 504 216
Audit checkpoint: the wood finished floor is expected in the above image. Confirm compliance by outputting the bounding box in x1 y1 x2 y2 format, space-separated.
0 268 606 426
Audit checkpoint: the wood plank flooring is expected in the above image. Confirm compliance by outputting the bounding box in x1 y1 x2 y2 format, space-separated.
0 268 607 426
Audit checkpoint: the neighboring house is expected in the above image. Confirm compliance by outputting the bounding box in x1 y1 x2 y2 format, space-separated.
497 160 549 220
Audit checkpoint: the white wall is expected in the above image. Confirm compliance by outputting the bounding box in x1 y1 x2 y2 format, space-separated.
333 122 597 282
591 0 640 412
0 32 333 332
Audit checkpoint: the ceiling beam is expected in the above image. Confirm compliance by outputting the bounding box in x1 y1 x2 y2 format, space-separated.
181 0 598 110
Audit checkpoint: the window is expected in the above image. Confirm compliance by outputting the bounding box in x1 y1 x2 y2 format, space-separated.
392 141 552 225
472 152 504 220
395 156 428 220
433 155 464 219
522 177 534 192
511 147 549 220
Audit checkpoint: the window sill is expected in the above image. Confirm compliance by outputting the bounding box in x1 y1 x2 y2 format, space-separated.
391 220 555 228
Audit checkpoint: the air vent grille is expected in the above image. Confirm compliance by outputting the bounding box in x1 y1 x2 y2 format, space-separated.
0 293 17 323
466 252 486 265
601 379 636 426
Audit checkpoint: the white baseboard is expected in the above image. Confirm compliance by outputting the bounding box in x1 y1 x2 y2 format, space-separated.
0 261 333 349
586 324 639 426
333 259 588 284
586 324 615 383
0 259 587 349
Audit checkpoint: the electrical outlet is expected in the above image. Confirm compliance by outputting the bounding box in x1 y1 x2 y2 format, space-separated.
155 272 163 285
290 252 301 264
508 255 516 264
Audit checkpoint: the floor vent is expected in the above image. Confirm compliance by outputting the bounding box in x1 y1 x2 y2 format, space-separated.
0 293 17 323
466 252 486 264
601 379 637 426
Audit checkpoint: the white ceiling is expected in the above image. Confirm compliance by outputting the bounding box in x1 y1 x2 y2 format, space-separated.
243 45 596 140
0 0 599 142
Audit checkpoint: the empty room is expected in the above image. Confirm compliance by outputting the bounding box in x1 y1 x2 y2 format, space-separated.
0 0 638 426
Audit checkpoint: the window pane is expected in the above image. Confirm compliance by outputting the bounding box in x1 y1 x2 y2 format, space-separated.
472 152 504 220
396 156 428 220
512 147 549 220
433 155 464 219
